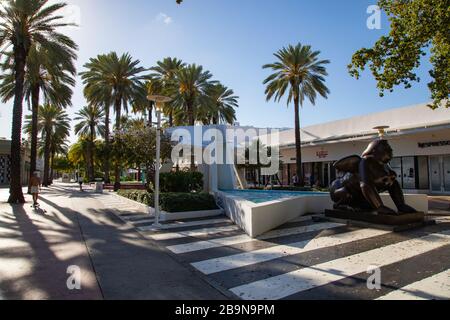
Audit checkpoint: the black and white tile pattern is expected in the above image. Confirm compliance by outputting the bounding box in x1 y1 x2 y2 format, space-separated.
99 193 450 300
0 155 11 184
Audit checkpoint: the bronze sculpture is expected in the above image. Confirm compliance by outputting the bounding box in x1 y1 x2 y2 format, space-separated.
330 139 418 215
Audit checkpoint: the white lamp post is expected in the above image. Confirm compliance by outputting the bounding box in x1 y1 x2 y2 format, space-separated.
147 95 172 228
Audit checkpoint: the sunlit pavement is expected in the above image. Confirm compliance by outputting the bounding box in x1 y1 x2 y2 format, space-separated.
0 183 226 300
1 183 449 300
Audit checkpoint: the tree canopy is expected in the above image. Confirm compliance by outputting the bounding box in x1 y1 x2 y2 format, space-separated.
349 0 450 109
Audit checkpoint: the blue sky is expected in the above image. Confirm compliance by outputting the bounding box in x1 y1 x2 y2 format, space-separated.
0 0 433 143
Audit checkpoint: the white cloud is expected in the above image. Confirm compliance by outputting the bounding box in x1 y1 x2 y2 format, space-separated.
156 12 173 25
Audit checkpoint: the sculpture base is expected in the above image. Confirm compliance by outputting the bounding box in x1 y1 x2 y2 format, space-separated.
323 209 432 232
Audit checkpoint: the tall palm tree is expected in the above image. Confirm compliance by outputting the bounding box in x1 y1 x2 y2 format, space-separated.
80 52 145 190
150 57 185 126
172 64 214 170
48 127 69 184
25 104 70 186
131 79 164 127
1 44 77 193
0 0 77 203
201 83 238 125
74 105 105 182
263 43 330 186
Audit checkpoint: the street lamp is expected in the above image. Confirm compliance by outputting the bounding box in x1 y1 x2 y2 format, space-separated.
373 126 390 138
147 95 172 228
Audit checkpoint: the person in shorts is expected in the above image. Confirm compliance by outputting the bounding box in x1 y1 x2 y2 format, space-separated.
30 171 41 207
78 175 83 192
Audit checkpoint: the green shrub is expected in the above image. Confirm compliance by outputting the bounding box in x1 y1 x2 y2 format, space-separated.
117 190 148 202
117 190 218 213
160 171 204 193
160 193 218 213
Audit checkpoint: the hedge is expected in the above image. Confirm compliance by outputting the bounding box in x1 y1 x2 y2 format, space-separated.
117 190 218 213
160 171 204 193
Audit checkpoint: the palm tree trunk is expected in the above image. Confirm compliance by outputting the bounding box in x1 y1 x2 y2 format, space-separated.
114 97 122 191
28 85 40 194
187 103 196 172
8 46 27 203
50 151 55 185
294 96 304 187
43 129 51 187
89 125 95 182
169 111 173 127
104 105 111 183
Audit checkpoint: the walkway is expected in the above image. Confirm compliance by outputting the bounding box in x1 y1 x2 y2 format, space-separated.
1 183 449 300
0 184 226 300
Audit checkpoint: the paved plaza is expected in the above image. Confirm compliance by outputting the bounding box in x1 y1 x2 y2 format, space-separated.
1 183 449 300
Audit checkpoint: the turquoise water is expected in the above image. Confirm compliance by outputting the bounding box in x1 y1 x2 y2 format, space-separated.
221 189 327 204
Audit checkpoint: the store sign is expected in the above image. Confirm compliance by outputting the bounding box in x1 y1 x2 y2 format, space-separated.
418 140 450 149
316 149 329 159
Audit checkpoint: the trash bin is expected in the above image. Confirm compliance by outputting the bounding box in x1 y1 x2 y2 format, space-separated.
95 181 103 193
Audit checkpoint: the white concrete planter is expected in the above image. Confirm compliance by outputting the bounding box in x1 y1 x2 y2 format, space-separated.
216 191 429 238
159 209 224 222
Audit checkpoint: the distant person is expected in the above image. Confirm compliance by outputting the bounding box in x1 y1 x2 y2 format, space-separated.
310 174 315 187
30 171 41 207
78 176 83 192
292 174 299 186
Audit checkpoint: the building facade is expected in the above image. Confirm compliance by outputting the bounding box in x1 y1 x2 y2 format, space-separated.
0 138 33 186
259 103 450 194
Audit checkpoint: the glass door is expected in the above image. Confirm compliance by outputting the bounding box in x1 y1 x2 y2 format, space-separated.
402 157 416 189
444 156 450 192
430 156 443 192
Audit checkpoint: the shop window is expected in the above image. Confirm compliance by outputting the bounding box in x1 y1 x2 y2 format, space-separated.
390 158 403 185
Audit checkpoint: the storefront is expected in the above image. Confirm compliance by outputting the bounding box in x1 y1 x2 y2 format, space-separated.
260 103 450 194
0 138 32 186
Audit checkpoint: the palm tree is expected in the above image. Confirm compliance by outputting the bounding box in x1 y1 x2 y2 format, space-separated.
1 44 77 193
150 57 185 126
81 54 112 183
131 79 164 127
201 83 238 125
48 127 69 184
74 105 105 182
25 104 70 186
0 0 78 203
172 64 214 170
80 52 146 190
263 43 330 186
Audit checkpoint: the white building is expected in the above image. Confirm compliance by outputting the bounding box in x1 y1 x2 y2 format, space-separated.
258 102 450 194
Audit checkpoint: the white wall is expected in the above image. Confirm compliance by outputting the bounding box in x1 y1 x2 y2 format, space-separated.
280 128 450 164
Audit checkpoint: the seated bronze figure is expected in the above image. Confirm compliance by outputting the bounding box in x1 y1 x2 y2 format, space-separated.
330 139 417 215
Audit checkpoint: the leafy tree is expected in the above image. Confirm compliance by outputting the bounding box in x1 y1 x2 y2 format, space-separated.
349 0 449 109
113 119 172 191
0 0 78 203
263 43 330 186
